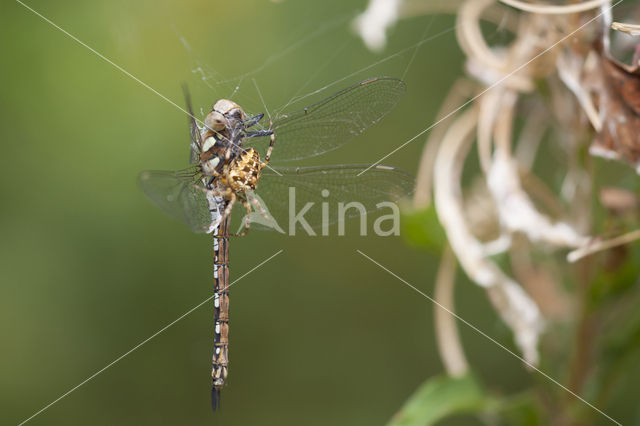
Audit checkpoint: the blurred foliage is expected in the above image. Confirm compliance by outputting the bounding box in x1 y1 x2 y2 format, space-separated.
589 243 640 306
387 373 543 426
402 205 447 254
387 374 487 426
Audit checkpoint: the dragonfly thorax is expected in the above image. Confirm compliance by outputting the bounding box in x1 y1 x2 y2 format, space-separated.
200 135 226 176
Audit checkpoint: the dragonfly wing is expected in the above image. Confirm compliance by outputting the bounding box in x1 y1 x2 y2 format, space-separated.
251 164 415 232
183 85 203 165
269 77 405 162
138 169 213 233
235 191 287 233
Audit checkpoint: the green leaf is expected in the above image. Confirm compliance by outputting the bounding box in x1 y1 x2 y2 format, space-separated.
387 374 486 426
589 241 640 307
498 392 544 426
402 205 447 254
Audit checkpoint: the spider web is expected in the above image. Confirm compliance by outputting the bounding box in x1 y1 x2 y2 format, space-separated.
167 7 467 233
172 10 460 130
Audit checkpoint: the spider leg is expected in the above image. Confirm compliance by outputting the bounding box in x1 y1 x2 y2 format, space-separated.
207 191 236 233
205 169 223 187
230 196 252 237
263 119 275 164
191 177 221 196
219 192 236 221
192 185 235 233
247 192 271 221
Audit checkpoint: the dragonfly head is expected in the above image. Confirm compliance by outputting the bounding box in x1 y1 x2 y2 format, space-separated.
205 99 246 133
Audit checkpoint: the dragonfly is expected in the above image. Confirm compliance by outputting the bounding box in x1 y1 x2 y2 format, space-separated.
138 76 414 410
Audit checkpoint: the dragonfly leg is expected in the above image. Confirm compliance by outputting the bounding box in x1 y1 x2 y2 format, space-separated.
244 112 264 128
244 130 273 138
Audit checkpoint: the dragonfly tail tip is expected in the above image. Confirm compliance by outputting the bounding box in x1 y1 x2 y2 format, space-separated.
211 386 222 412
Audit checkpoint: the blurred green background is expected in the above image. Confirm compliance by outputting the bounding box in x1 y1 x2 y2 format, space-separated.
0 0 589 425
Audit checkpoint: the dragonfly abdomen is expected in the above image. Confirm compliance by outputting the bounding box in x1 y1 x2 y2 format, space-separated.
211 214 230 410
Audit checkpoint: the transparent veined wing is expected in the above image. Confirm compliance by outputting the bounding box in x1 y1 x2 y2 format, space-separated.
266 77 405 162
138 168 213 233
250 164 415 231
183 85 203 165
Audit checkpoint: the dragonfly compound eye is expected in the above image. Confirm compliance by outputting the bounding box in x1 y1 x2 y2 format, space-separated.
205 111 227 132
213 99 246 121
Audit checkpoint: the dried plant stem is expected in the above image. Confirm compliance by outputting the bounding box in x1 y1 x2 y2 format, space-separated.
458 0 509 72
556 48 603 132
567 308 598 407
434 106 544 364
493 90 517 155
402 0 520 33
510 236 572 319
499 0 609 15
567 230 640 262
611 21 640 36
477 89 504 173
414 79 478 207
514 103 548 170
434 245 468 376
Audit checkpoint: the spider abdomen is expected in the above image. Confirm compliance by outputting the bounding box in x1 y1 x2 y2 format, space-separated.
227 148 262 192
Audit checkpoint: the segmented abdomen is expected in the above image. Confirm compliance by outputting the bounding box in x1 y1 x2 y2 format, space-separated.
211 211 230 410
